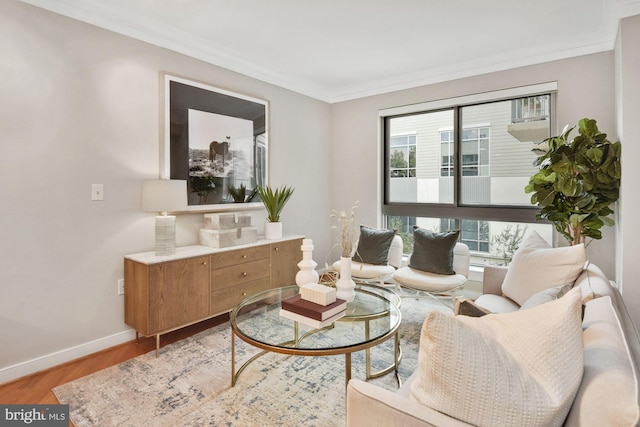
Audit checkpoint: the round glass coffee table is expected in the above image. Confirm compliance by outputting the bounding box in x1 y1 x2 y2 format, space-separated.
230 284 401 387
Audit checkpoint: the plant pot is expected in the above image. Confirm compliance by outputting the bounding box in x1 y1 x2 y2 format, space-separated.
336 256 356 302
264 221 283 240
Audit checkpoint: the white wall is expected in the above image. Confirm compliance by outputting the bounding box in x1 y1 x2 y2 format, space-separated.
0 0 332 382
330 52 618 276
616 14 640 330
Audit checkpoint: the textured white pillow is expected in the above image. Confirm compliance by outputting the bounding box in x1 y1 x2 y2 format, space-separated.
520 229 552 249
501 235 586 306
411 287 584 427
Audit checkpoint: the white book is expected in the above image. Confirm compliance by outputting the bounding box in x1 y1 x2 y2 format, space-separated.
279 308 346 329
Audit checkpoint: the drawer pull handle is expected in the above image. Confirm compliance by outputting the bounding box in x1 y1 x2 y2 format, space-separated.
203 261 207 266
274 247 279 251
242 272 247 276
242 255 247 259
242 292 247 296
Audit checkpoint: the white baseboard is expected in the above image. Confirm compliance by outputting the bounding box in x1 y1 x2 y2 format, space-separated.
0 329 137 385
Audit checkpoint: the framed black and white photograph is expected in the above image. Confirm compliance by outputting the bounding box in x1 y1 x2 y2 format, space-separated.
162 73 268 211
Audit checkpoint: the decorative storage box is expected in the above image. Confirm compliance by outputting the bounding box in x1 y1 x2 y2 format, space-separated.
204 213 252 230
300 283 337 306
199 227 258 248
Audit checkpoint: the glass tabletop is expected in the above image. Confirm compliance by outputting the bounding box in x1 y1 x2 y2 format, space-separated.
230 284 401 353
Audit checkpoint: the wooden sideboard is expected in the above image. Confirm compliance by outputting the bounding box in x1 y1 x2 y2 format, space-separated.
124 235 303 354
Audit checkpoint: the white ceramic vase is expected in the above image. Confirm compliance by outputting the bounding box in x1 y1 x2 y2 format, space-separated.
296 238 319 287
264 221 282 240
336 256 356 302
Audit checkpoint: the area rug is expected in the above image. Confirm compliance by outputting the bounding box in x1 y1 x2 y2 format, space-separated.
53 295 449 426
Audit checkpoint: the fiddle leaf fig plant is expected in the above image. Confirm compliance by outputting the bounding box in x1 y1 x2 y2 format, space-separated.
525 118 621 245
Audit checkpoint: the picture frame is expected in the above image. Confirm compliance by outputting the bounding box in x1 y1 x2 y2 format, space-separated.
162 73 268 212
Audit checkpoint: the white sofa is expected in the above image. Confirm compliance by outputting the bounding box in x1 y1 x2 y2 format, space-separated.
346 263 640 427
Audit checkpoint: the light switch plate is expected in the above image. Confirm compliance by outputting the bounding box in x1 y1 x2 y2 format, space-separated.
92 184 104 201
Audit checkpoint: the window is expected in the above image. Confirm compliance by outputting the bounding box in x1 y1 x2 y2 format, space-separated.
461 126 489 177
391 216 552 267
381 83 556 266
387 109 454 204
441 218 489 253
387 215 416 254
440 130 454 177
461 220 489 252
389 134 416 178
511 95 549 123
442 125 491 177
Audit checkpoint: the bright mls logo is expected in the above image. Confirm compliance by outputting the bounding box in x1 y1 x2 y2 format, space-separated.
1 405 68 426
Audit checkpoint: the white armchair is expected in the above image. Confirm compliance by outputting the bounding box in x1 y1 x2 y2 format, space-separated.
333 233 403 286
393 242 470 305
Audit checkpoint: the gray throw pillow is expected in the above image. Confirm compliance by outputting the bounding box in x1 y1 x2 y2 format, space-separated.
354 225 395 265
519 284 574 310
409 228 459 275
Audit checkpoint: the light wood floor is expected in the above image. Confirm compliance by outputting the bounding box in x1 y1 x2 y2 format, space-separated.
0 314 229 405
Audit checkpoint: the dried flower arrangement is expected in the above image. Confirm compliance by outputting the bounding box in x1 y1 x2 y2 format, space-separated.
330 201 359 258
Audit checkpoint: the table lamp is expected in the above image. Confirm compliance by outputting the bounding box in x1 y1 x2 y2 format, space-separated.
142 179 187 256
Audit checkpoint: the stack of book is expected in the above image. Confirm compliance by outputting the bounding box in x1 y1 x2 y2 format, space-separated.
279 285 347 328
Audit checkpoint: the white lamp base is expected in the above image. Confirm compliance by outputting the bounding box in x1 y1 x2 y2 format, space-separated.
155 215 176 256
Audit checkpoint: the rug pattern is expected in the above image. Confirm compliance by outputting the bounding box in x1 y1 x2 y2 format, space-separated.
53 296 449 426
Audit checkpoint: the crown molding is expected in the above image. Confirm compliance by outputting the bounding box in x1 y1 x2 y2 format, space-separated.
18 0 629 104
18 0 331 101
327 39 615 103
618 0 640 18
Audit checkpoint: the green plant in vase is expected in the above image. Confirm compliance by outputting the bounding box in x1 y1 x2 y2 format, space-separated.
257 185 294 239
525 118 621 245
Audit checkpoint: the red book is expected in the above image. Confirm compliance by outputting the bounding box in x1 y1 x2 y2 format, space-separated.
281 294 347 321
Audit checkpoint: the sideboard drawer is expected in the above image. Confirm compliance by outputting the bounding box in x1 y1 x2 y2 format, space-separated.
210 245 269 269
211 258 270 289
210 277 271 314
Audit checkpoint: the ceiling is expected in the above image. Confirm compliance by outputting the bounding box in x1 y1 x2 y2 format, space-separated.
19 0 640 103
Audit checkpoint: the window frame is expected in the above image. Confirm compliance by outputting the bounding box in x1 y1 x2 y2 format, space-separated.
379 82 557 225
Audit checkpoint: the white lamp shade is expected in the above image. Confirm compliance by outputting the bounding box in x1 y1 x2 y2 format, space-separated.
142 180 187 213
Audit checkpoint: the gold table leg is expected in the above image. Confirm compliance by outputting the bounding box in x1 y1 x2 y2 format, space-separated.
365 319 371 378
365 322 402 386
345 352 352 389
231 329 236 386
232 322 300 387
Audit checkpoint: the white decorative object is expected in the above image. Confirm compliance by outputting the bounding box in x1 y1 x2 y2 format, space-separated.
200 212 256 248
264 221 282 240
142 179 187 256
300 283 336 306
199 227 258 248
204 213 252 230
336 256 356 302
295 238 319 287
154 216 176 255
